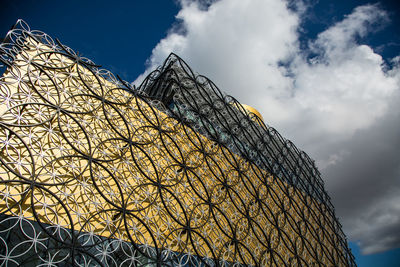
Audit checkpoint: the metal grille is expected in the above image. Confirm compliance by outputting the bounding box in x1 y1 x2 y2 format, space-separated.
0 20 356 266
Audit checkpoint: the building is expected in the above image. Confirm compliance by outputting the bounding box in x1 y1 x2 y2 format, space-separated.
0 20 356 266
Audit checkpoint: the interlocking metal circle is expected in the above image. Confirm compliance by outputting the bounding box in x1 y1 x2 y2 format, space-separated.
0 20 356 266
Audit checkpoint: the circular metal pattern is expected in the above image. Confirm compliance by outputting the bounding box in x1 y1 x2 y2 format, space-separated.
0 20 356 266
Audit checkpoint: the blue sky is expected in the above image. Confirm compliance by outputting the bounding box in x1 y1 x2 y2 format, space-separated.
1 0 400 266
1 0 180 82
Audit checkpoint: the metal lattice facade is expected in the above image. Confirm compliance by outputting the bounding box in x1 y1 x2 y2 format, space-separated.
0 20 356 266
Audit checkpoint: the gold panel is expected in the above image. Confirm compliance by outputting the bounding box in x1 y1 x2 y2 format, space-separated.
0 32 351 266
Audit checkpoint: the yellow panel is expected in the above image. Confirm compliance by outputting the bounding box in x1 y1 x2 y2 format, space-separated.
0 36 346 266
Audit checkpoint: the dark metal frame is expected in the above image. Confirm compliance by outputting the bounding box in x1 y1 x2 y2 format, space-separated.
0 20 356 266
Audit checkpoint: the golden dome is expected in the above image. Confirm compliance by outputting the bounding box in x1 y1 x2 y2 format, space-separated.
238 103 264 122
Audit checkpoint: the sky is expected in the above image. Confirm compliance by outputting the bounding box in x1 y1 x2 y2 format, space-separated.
1 0 400 266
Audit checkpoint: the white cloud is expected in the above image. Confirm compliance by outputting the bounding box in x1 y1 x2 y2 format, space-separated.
136 0 400 254
136 0 299 101
310 5 389 59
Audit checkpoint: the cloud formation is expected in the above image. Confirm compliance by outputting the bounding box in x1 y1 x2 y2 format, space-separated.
136 0 400 254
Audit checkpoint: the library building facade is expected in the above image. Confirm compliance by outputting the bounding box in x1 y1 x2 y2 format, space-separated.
0 20 355 266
